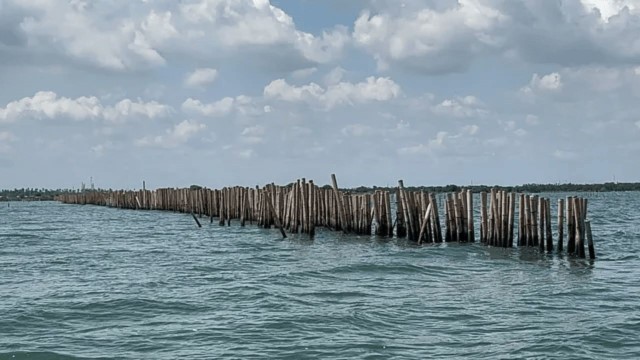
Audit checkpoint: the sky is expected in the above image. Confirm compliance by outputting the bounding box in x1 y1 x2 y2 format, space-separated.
1 0 640 189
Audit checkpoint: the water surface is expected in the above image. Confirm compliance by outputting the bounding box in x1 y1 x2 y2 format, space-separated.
1 193 639 359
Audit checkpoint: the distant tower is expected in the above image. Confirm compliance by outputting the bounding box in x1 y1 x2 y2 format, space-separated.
90 176 95 190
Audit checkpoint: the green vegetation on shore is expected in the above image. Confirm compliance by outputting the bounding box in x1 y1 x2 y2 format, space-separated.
0 188 75 201
2 182 640 201
344 182 640 194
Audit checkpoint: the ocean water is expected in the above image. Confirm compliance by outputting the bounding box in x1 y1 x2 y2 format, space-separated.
1 193 639 359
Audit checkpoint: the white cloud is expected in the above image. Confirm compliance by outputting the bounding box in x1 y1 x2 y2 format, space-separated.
635 120 640 129
177 0 348 63
240 125 265 144
397 131 448 155
135 119 206 148
519 72 563 99
264 76 401 110
290 67 317 79
324 66 346 85
0 91 171 123
182 95 263 117
432 96 487 118
2 0 347 71
0 91 102 122
579 0 639 22
184 68 218 88
354 1 640 73
353 1 506 73
182 97 235 117
103 99 172 123
9 2 174 71
532 73 563 91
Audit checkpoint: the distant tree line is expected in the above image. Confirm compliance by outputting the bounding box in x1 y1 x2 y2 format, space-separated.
2 181 640 201
345 182 640 194
0 188 104 201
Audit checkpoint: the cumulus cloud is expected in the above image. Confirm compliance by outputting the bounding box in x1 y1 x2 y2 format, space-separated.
240 125 265 144
353 1 506 73
103 99 173 123
135 119 206 148
432 96 487 118
290 67 317 79
264 76 401 110
520 66 640 102
353 0 640 73
184 68 218 88
530 73 563 91
0 91 171 123
519 72 563 99
7 1 175 70
182 95 264 117
1 0 348 71
398 131 448 155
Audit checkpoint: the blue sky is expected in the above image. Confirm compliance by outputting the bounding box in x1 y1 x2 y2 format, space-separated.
1 0 640 189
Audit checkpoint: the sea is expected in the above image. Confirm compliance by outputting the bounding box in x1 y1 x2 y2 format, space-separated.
1 192 639 359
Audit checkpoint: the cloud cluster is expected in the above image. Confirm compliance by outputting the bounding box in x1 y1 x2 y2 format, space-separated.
1 0 348 71
0 91 172 123
264 76 401 110
135 119 206 148
353 0 640 73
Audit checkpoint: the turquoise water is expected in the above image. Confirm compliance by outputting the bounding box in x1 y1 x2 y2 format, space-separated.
1 193 639 359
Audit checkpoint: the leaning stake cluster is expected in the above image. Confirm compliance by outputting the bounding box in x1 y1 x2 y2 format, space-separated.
55 175 596 259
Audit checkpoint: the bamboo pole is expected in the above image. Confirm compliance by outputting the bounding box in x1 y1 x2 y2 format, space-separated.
466 189 474 242
557 199 564 253
480 192 487 243
586 220 595 260
417 203 433 245
545 198 553 252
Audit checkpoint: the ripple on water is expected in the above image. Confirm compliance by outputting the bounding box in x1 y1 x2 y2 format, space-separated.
1 199 640 359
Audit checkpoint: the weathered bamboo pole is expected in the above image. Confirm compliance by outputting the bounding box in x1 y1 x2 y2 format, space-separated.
330 174 346 233
574 197 585 258
466 189 474 242
545 198 553 252
586 219 595 260
191 212 202 228
538 198 545 251
417 203 433 245
430 193 443 242
557 199 564 252
567 196 575 254
265 185 287 238
480 192 487 243
508 192 515 247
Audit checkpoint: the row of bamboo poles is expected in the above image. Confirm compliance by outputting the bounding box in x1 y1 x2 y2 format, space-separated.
54 175 596 258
